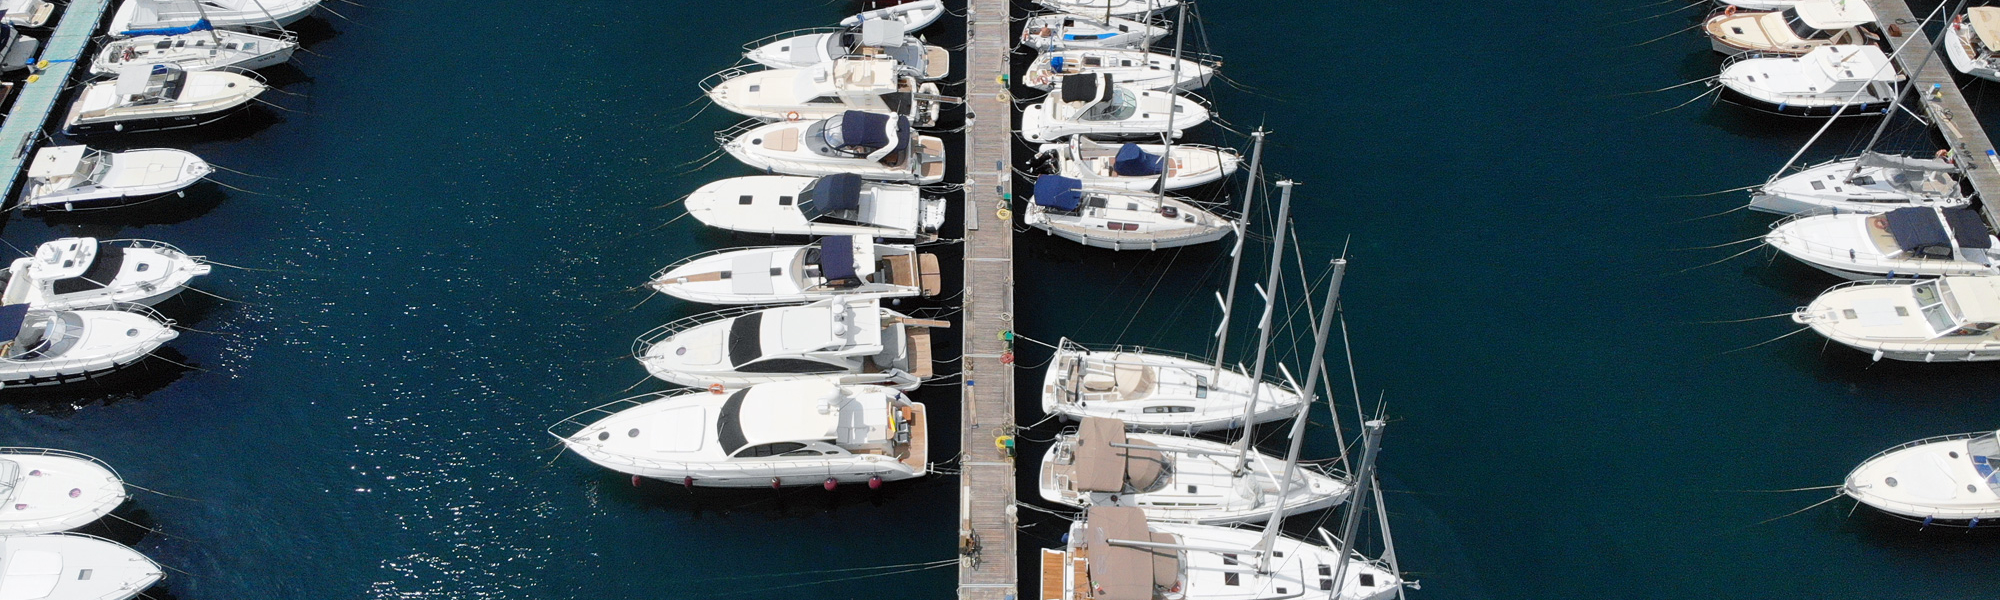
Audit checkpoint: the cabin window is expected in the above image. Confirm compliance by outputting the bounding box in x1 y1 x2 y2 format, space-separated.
1913 281 1964 334
736 442 808 458
1141 406 1193 414
806 95 841 105
1221 553 1237 566
1781 8 1835 40
780 448 824 456
1359 574 1376 587
739 195 754 205
1223 573 1239 586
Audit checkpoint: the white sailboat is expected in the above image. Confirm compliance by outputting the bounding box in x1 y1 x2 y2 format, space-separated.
110 0 318 35
1020 13 1167 51
1946 7 2000 82
1750 152 1965 215
1023 49 1216 92
1031 138 1240 192
1022 175 1232 250
92 23 297 75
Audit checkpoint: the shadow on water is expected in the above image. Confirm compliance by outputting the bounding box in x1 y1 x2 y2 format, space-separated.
64 108 288 151
0 349 198 415
29 181 231 228
285 16 343 49
582 470 952 518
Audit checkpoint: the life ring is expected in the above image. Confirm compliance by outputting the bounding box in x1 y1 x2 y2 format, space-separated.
1724 5 1737 17
784 111 801 122
1871 217 1889 230
708 383 726 394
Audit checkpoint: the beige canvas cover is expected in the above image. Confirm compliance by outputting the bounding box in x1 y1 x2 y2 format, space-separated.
1972 7 2000 45
1083 506 1156 600
1072 417 1167 493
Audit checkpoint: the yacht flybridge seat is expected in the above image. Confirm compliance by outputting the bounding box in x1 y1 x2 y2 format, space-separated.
0 238 210 310
1749 151 1967 215
1024 175 1233 250
719 110 947 184
1704 0 1877 56
0 533 164 600
1844 430 2000 522
646 237 943 305
1716 44 1901 118
703 57 948 127
110 0 320 35
0 448 125 534
1032 138 1241 192
1045 506 1403 600
63 63 267 135
92 21 299 76
1020 73 1212 143
1946 7 2000 82
1023 49 1217 92
1038 416 1350 525
684 173 946 240
548 381 929 488
1767 206 2000 280
0 303 178 388
1020 13 1168 51
1793 276 2000 362
20 145 211 212
839 0 944 33
742 20 949 81
1039 339 1304 433
634 296 945 391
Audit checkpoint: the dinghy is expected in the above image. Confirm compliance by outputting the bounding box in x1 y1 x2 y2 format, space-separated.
1794 276 2000 362
0 238 211 311
646 236 941 305
1844 430 2000 522
684 173 946 240
1946 7 2000 82
0 0 54 27
839 0 944 33
703 57 949 127
1034 0 1177 18
718 111 947 184
1038 417 1349 525
1040 338 1303 433
1767 207 2000 279
0 449 125 534
1024 176 1232 250
633 297 943 391
1021 12 1168 51
1021 74 1210 142
92 22 297 75
1749 152 1966 215
19 146 211 211
1705 0 1877 56
1716 44 1899 117
1023 49 1216 92
0 533 162 600
62 64 267 135
742 20 949 81
110 0 319 35
549 381 928 488
0 304 177 388
1031 138 1240 192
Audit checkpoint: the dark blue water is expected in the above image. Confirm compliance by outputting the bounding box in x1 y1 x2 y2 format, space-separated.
0 0 1995 598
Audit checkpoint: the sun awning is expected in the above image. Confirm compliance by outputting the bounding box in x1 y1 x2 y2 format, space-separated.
1034 176 1083 210
1060 73 1104 103
25 146 87 179
1884 207 1952 255
816 173 863 212
1111 144 1164 177
1973 7 2000 45
1941 207 1992 250
819 235 858 281
1073 416 1128 492
837 110 891 149
1083 506 1157 600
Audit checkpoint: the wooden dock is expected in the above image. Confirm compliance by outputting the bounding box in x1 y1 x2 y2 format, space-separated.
1868 0 2000 225
957 0 1018 598
0 0 113 203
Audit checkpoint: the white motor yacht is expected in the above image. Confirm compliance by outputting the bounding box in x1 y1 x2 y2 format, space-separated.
0 449 125 534
0 533 162 600
63 63 267 135
1845 430 2000 523
839 0 944 32
634 297 943 391
1705 0 1877 55
742 20 949 81
1021 13 1167 51
0 0 53 26
92 24 296 75
1041 506 1402 600
1021 74 1210 143
1024 175 1232 250
1023 49 1216 92
1749 152 1966 215
1035 0 1177 18
549 381 928 488
1946 7 2000 82
0 304 177 388
1038 417 1348 525
1040 339 1304 433
684 173 945 241
1032 138 1240 192
0 238 211 311
719 111 947 184
20 146 210 211
111 0 318 34
1794 276 2000 362
647 236 940 305
1767 207 2000 279
1716 44 1900 117
703 57 947 127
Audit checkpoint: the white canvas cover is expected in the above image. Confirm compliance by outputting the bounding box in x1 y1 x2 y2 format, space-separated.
0 549 60 600
861 19 907 47
1972 7 2000 45
24 146 86 179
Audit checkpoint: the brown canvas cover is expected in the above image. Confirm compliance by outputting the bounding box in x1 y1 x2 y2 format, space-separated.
1072 417 1168 493
1084 506 1155 600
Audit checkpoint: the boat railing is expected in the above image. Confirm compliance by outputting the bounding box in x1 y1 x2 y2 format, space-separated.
0 447 122 480
714 118 770 147
545 392 681 440
647 245 795 282
1853 431 1991 465
740 26 848 55
1763 213 1978 272
697 65 762 94
631 305 774 358
100 238 195 260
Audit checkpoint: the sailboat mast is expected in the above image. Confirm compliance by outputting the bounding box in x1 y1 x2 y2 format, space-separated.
1211 129 1265 372
1229 180 1294 472
1153 0 1188 198
1254 254 1346 573
1847 26 1947 181
1329 419 1386 597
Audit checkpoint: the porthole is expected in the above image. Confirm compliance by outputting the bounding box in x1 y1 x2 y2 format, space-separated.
627 428 640 437
1886 477 1899 487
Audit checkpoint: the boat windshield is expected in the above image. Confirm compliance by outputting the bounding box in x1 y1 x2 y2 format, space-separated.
1082 88 1138 122
6 312 77 361
1781 8 1836 40
1913 280 1979 335
1967 431 2000 494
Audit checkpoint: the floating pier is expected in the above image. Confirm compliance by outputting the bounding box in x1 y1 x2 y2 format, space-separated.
956 0 1018 598
0 0 113 201
1867 0 2000 226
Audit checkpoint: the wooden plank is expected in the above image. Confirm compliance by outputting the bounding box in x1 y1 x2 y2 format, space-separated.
958 0 1018 595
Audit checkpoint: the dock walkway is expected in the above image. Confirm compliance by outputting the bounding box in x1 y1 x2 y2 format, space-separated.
0 0 112 201
956 0 1017 598
1868 0 2000 225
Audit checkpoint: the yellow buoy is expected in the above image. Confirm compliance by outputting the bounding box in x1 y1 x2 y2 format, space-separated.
995 207 1012 221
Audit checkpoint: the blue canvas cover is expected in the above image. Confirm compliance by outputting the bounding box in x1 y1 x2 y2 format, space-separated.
1884 207 1952 255
1051 55 1065 72
1034 176 1083 211
816 174 863 212
1942 207 1993 249
838 111 891 150
1111 144 1163 177
120 18 212 37
819 236 858 281
0 304 27 339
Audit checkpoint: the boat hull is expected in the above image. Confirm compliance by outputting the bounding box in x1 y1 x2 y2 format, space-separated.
1717 85 1891 118
64 103 254 136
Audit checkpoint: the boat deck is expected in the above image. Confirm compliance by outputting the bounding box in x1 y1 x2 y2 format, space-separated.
1867 0 2000 227
0 0 114 207
958 0 1018 598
